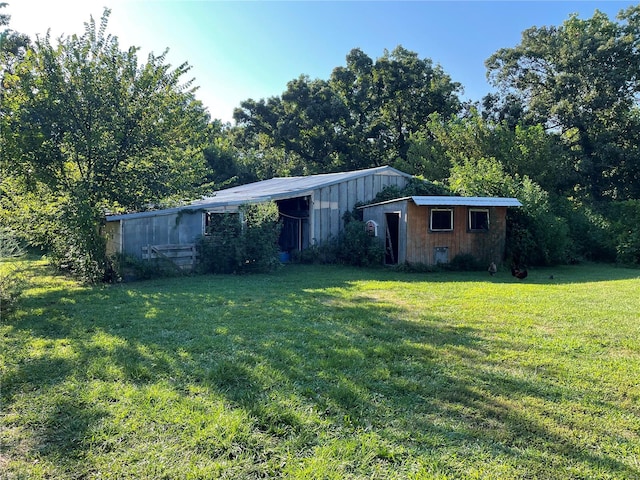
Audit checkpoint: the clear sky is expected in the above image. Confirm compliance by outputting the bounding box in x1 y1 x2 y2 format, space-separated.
5 1 635 123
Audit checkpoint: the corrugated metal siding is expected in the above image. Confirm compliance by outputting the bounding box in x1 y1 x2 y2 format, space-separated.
104 221 121 256
121 210 204 259
360 200 409 264
311 172 409 244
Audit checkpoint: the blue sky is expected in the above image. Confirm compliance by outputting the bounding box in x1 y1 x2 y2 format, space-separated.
6 1 635 123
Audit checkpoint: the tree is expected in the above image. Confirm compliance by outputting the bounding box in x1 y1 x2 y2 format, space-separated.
330 46 462 167
233 46 463 175
373 46 462 163
2 9 210 281
0 3 30 78
234 75 350 174
486 6 640 201
1 2 30 191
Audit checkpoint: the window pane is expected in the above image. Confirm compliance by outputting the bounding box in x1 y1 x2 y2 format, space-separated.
431 210 453 231
470 210 489 230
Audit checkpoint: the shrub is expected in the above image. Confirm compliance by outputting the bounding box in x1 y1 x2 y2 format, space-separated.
0 268 25 315
554 199 614 263
197 212 244 274
446 253 485 271
43 196 111 283
291 211 383 267
449 156 572 266
291 242 337 264
0 231 27 313
197 202 281 274
608 200 640 266
334 220 384 267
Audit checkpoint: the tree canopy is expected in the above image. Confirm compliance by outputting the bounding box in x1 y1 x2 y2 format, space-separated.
232 46 462 176
486 6 640 201
1 8 210 280
5 9 210 211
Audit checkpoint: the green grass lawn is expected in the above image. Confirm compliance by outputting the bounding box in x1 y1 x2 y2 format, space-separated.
1 258 639 479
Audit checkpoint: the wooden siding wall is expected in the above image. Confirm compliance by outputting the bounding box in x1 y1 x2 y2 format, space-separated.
405 203 507 265
311 172 408 244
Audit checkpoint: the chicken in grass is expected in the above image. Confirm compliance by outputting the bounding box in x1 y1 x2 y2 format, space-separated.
488 262 497 276
511 263 528 280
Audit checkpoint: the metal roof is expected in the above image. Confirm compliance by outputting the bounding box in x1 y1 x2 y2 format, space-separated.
191 165 409 206
106 166 411 221
411 196 522 207
361 195 522 208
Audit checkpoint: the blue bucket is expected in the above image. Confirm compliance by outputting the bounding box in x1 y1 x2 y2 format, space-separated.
278 252 290 263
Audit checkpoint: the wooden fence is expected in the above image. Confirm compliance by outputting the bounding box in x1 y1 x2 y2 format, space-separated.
142 244 198 270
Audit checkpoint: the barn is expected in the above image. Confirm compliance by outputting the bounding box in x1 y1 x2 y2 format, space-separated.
104 166 412 267
359 195 522 266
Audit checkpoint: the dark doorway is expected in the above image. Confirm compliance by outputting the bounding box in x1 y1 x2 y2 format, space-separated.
385 212 400 265
277 197 310 253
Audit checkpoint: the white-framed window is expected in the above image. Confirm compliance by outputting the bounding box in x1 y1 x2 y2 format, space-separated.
469 209 489 231
430 208 453 231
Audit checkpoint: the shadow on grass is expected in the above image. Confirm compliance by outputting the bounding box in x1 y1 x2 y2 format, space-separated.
2 263 639 478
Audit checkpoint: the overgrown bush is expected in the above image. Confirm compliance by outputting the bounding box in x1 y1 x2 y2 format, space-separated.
608 200 640 266
0 266 26 315
334 219 385 267
554 199 614 263
0 230 27 312
449 156 572 266
197 202 281 274
197 212 244 274
292 210 384 267
446 253 485 271
291 242 337 264
47 198 110 283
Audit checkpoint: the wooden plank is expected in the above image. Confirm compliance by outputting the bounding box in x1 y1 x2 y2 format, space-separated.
141 243 198 270
142 243 195 251
405 204 508 265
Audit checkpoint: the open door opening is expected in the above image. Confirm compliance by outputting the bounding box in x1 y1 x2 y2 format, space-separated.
277 197 310 253
385 212 400 265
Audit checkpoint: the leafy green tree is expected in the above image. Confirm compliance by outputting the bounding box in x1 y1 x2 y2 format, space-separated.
2 9 210 281
329 48 381 169
1 2 30 196
481 92 526 130
411 111 573 196
373 46 462 163
0 2 30 80
486 6 640 201
330 46 462 167
233 46 462 175
234 76 349 174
